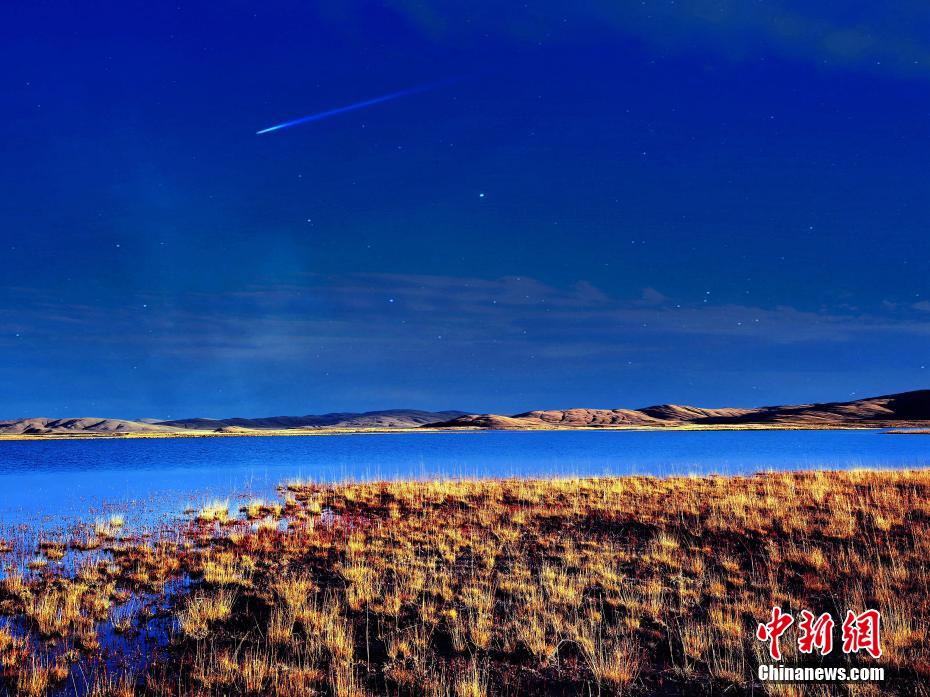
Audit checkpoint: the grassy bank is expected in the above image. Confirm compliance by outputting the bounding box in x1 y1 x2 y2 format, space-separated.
1 471 929 695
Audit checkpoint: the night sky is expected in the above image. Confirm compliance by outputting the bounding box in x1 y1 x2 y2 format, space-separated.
2 2 929 419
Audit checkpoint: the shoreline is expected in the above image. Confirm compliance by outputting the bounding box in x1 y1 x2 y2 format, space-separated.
2 421 929 441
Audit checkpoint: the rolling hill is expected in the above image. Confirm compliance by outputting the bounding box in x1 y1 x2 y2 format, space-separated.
156 409 467 431
428 390 930 430
0 417 178 436
3 391 928 436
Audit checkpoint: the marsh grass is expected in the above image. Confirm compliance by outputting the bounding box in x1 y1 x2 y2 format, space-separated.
196 500 231 525
0 470 928 695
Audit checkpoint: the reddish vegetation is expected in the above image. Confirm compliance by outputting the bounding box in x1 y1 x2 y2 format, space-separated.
0 470 928 695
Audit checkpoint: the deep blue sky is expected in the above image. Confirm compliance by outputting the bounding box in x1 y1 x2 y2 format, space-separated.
2 2 929 418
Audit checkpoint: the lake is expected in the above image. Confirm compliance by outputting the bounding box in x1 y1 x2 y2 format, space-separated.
0 429 927 529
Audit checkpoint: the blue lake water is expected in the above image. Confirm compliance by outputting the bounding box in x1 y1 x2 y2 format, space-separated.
0 429 927 529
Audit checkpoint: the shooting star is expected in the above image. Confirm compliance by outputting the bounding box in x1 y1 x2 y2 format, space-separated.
256 80 453 135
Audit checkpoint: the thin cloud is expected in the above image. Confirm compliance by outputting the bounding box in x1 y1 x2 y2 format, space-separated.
373 2 930 78
5 274 930 362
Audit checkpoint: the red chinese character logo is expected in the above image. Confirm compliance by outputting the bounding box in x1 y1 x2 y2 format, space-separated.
757 606 794 660
797 610 834 655
841 609 882 659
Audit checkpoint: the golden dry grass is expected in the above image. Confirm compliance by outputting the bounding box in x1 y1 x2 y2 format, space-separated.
0 470 928 696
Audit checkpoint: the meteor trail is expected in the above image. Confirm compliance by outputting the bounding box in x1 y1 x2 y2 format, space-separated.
256 80 451 135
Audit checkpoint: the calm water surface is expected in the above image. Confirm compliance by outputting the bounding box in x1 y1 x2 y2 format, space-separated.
0 429 927 527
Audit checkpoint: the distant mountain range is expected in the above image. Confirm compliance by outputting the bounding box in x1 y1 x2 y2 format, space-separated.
0 417 179 435
429 390 930 429
2 391 929 436
157 410 467 432
0 410 466 435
